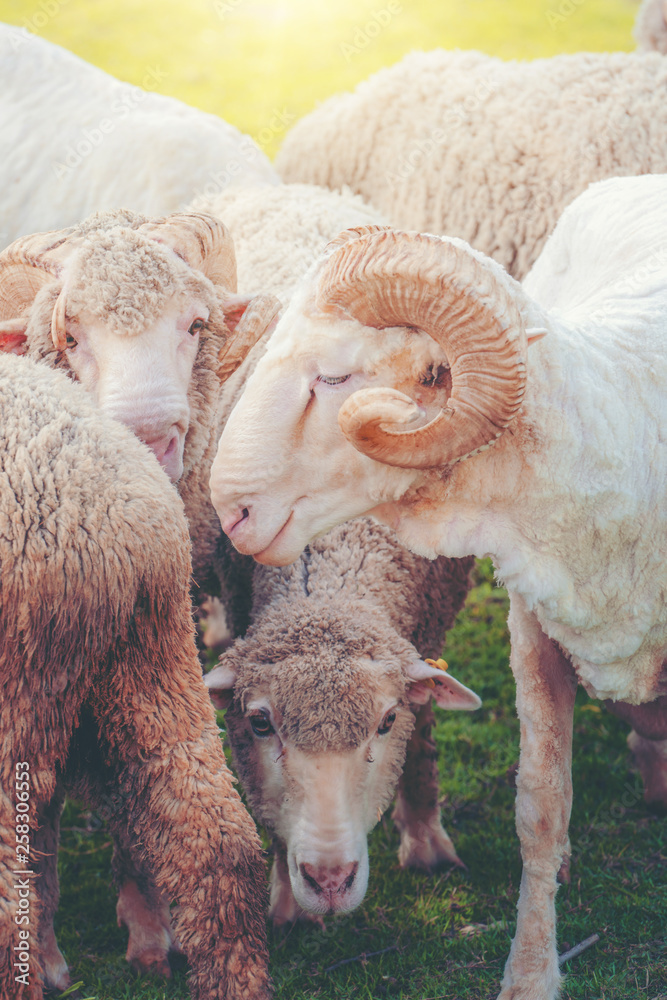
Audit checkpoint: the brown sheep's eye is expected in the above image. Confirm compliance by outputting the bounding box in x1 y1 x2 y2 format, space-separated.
249 711 274 738
378 710 396 735
65 333 77 349
189 318 206 336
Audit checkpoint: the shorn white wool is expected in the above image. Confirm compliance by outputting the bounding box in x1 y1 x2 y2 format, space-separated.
210 174 667 1000
0 24 278 248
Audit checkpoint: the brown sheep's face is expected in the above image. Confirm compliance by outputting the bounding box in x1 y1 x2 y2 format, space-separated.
205 611 480 919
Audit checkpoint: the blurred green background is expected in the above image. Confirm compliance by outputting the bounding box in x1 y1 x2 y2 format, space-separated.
0 0 640 156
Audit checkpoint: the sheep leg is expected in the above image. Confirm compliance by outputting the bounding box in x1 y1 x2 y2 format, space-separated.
93 661 271 1000
33 784 70 993
113 837 184 979
604 694 667 812
498 594 577 1000
393 702 461 870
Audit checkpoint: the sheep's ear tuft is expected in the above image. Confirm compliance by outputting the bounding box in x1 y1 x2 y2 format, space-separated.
405 658 481 711
0 318 28 355
204 662 238 711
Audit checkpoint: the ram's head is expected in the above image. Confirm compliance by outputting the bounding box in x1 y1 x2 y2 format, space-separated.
0 210 279 480
211 225 531 561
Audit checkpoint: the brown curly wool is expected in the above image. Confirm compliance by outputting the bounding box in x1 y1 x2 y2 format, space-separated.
0 355 270 1000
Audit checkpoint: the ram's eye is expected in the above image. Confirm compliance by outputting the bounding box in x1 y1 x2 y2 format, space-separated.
317 374 351 385
65 333 77 349
188 318 206 336
249 711 274 738
378 710 397 735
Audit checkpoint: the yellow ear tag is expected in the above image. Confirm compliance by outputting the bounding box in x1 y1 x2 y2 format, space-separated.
423 658 448 688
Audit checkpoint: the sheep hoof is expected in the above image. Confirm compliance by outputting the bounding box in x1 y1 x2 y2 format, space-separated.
628 730 667 813
128 947 173 979
397 819 463 872
41 925 71 993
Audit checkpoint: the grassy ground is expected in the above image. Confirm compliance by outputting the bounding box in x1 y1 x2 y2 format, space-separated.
4 1 663 998
55 563 667 1000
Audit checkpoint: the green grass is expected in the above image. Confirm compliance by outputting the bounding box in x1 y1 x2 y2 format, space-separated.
55 563 667 1000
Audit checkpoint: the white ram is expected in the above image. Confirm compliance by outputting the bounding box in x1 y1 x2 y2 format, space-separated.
210 174 667 1000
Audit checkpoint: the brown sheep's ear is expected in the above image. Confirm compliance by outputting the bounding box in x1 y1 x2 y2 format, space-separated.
204 662 238 711
405 659 481 711
0 318 28 355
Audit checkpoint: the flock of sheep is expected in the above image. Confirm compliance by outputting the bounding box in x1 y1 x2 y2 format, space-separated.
1 2 666 999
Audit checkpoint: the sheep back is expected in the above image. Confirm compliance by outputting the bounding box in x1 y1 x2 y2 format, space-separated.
275 50 667 278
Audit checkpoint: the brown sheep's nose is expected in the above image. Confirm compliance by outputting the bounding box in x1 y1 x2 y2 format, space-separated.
299 861 358 897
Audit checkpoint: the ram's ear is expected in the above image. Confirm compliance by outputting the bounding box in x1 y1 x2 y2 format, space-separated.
406 659 481 711
204 662 238 711
0 318 28 355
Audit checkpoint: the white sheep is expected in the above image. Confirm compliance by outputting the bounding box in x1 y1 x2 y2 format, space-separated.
0 352 270 1000
0 23 278 248
275 49 667 278
635 0 667 52
209 173 667 1000
204 517 479 923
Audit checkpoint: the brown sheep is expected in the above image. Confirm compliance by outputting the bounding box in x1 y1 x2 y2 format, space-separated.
0 353 271 1000
206 518 479 924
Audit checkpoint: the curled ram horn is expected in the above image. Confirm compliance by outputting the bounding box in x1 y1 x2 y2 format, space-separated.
314 228 527 469
0 229 73 326
217 292 282 383
140 212 238 293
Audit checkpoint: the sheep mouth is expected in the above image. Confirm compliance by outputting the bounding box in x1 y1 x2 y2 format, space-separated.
253 510 296 565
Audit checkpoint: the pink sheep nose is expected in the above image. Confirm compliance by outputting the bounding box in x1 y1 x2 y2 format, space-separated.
299 861 358 901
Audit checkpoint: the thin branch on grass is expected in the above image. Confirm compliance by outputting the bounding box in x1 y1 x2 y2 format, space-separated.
323 944 398 973
558 933 600 966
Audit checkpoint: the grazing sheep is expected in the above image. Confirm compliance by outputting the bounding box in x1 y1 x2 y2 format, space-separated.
0 353 270 1000
0 24 278 248
275 49 667 278
635 0 667 53
210 174 667 1000
204 518 478 923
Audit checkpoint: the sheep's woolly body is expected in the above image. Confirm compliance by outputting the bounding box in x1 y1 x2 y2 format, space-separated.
195 182 387 298
0 354 270 999
276 50 667 278
635 0 667 52
0 25 278 248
